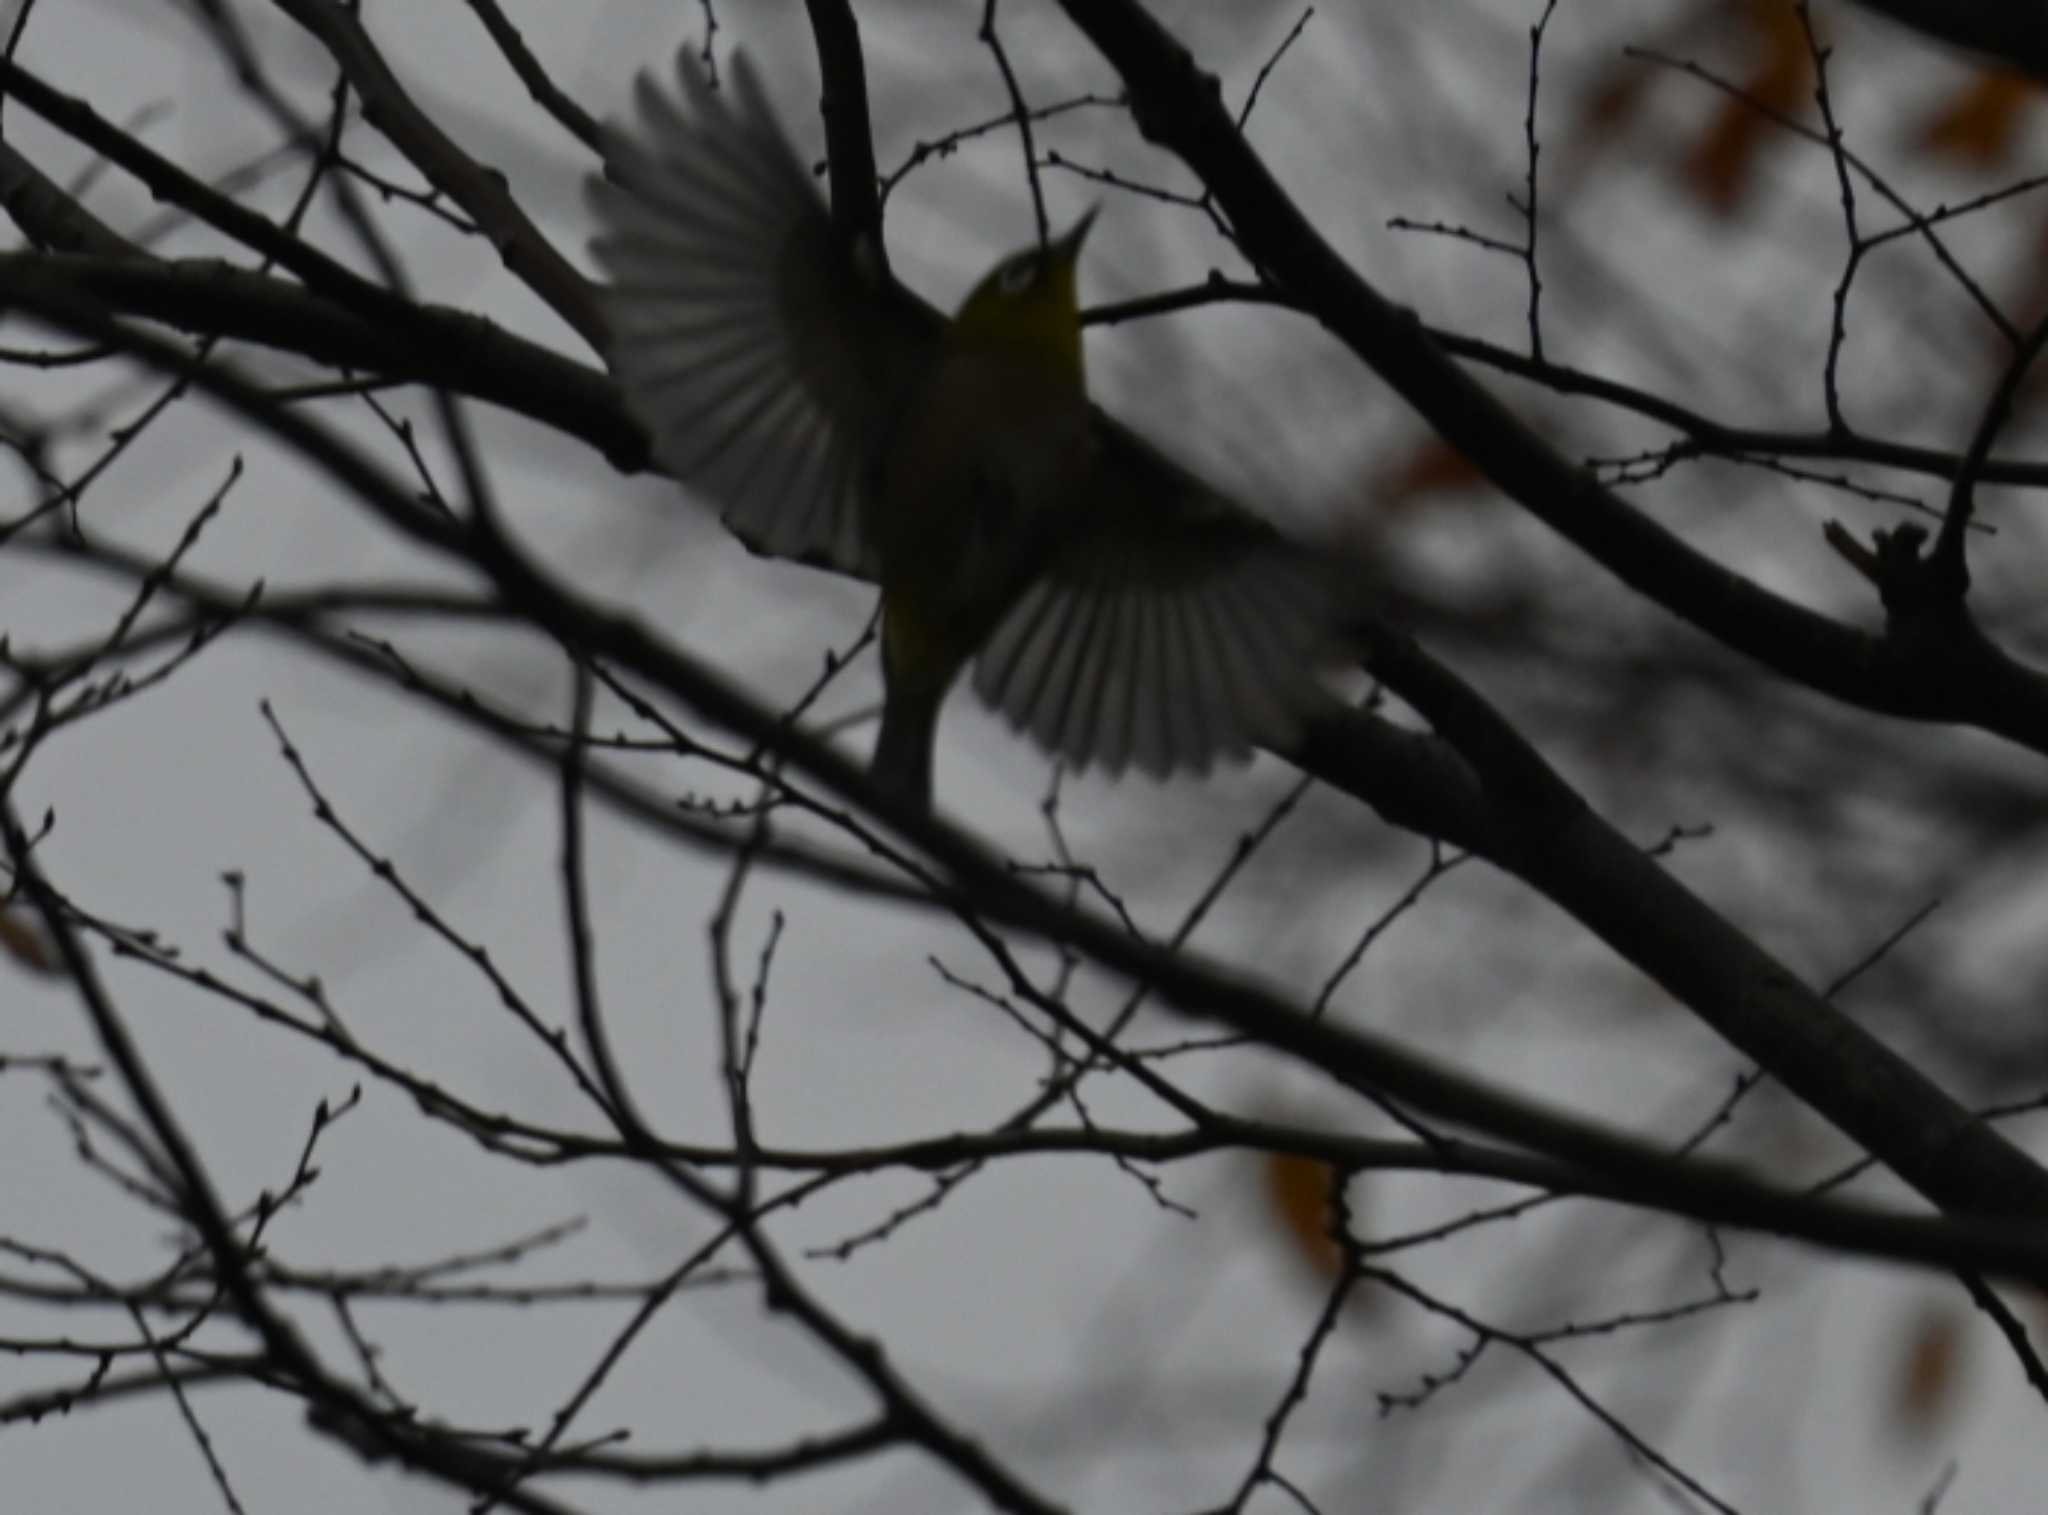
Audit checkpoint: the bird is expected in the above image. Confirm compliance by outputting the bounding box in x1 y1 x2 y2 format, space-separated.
586 45 1346 809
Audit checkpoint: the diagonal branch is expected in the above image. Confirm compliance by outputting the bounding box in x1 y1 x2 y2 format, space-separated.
266 0 606 346
1047 0 2048 1226
1050 0 2048 760
0 255 639 467
16 274 2048 1243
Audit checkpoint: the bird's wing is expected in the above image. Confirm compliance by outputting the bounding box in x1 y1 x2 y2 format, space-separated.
972 418 1349 778
586 48 937 582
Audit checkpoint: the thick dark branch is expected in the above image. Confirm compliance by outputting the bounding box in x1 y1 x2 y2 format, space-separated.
1851 0 2048 78
20 278 2048 1244
1300 627 2048 1225
1052 0 2048 761
0 255 640 468
1050 0 2048 1227
267 0 606 346
800 0 886 262
0 59 400 318
0 140 134 256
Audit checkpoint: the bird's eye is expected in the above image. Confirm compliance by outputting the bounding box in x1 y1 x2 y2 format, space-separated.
997 255 1039 295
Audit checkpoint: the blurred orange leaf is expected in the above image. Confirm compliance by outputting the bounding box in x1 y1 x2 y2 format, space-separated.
1264 1149 1346 1278
1916 70 2036 169
1891 1303 1965 1435
1382 437 1483 508
1578 66 1650 140
1681 0 1811 213
0 910 62 978
1685 101 1774 212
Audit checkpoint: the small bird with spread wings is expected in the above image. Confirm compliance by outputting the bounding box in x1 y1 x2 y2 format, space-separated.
587 45 1347 808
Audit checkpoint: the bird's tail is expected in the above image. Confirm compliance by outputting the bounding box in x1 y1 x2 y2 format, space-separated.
870 684 940 811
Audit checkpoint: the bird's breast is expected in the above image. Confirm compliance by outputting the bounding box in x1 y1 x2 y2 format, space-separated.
869 344 1091 633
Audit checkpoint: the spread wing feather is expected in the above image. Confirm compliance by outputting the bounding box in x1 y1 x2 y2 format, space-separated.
587 51 936 580
592 46 1351 781
974 420 1345 776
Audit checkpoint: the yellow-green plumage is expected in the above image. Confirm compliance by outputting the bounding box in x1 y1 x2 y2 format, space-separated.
588 47 1345 810
868 223 1096 802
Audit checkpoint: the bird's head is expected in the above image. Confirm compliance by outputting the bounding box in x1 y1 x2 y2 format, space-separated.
949 207 1097 384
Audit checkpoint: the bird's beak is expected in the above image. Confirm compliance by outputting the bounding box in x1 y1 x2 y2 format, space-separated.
1052 205 1099 262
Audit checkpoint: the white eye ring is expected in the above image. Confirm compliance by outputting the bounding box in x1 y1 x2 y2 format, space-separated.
997 256 1038 295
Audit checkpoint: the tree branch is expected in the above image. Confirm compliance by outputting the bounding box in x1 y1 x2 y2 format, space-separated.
1050 0 2048 762
18 275 2048 1245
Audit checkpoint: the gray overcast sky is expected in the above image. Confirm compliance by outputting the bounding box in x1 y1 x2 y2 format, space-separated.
2 2 2040 1511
